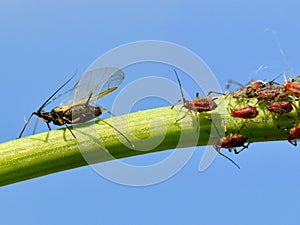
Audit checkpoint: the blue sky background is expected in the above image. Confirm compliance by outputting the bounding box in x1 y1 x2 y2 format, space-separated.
1 0 300 224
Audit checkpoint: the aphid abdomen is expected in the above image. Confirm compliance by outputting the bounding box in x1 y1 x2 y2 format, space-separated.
216 134 248 151
285 82 300 97
193 98 217 112
69 105 102 124
231 106 259 119
266 101 293 114
52 104 102 125
231 80 264 98
256 85 288 101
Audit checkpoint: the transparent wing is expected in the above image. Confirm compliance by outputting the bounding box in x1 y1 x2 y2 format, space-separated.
62 67 124 106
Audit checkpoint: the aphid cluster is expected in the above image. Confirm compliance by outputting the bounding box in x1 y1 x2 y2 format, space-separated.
172 71 300 168
227 75 300 146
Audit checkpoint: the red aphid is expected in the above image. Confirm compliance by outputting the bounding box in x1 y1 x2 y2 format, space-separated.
231 106 259 119
256 84 288 101
266 101 293 114
285 81 300 97
287 123 300 146
172 70 220 130
215 134 249 154
184 93 217 112
231 80 265 98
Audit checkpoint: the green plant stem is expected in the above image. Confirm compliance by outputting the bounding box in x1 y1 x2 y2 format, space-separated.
0 96 297 187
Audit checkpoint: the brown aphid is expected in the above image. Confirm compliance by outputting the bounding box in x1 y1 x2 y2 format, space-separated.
231 106 259 119
256 83 289 102
208 117 250 169
284 76 300 97
171 70 222 130
184 93 217 113
266 101 293 114
215 134 249 154
287 123 300 146
227 79 265 98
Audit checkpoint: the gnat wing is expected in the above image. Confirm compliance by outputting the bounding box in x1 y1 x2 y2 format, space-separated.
62 67 124 106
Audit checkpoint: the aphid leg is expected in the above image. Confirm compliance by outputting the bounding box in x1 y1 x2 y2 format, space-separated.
85 92 93 106
175 108 191 123
170 99 183 109
206 117 224 137
225 80 244 94
46 123 52 131
207 117 240 168
194 111 200 132
288 139 297 146
18 112 35 138
65 124 76 139
277 124 297 146
234 142 250 154
32 118 40 135
206 91 225 98
100 119 134 148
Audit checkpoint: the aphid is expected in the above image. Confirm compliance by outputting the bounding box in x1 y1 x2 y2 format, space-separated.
266 101 293 115
284 76 300 97
256 83 288 102
183 92 217 112
208 118 250 169
19 67 132 145
287 123 300 146
231 106 259 119
215 134 249 155
227 79 265 98
171 70 220 129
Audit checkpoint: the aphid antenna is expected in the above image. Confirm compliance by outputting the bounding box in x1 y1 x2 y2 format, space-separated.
38 73 76 113
18 74 76 138
172 70 202 132
215 148 240 169
264 73 282 86
173 69 187 103
171 69 186 110
42 70 78 109
18 113 35 138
